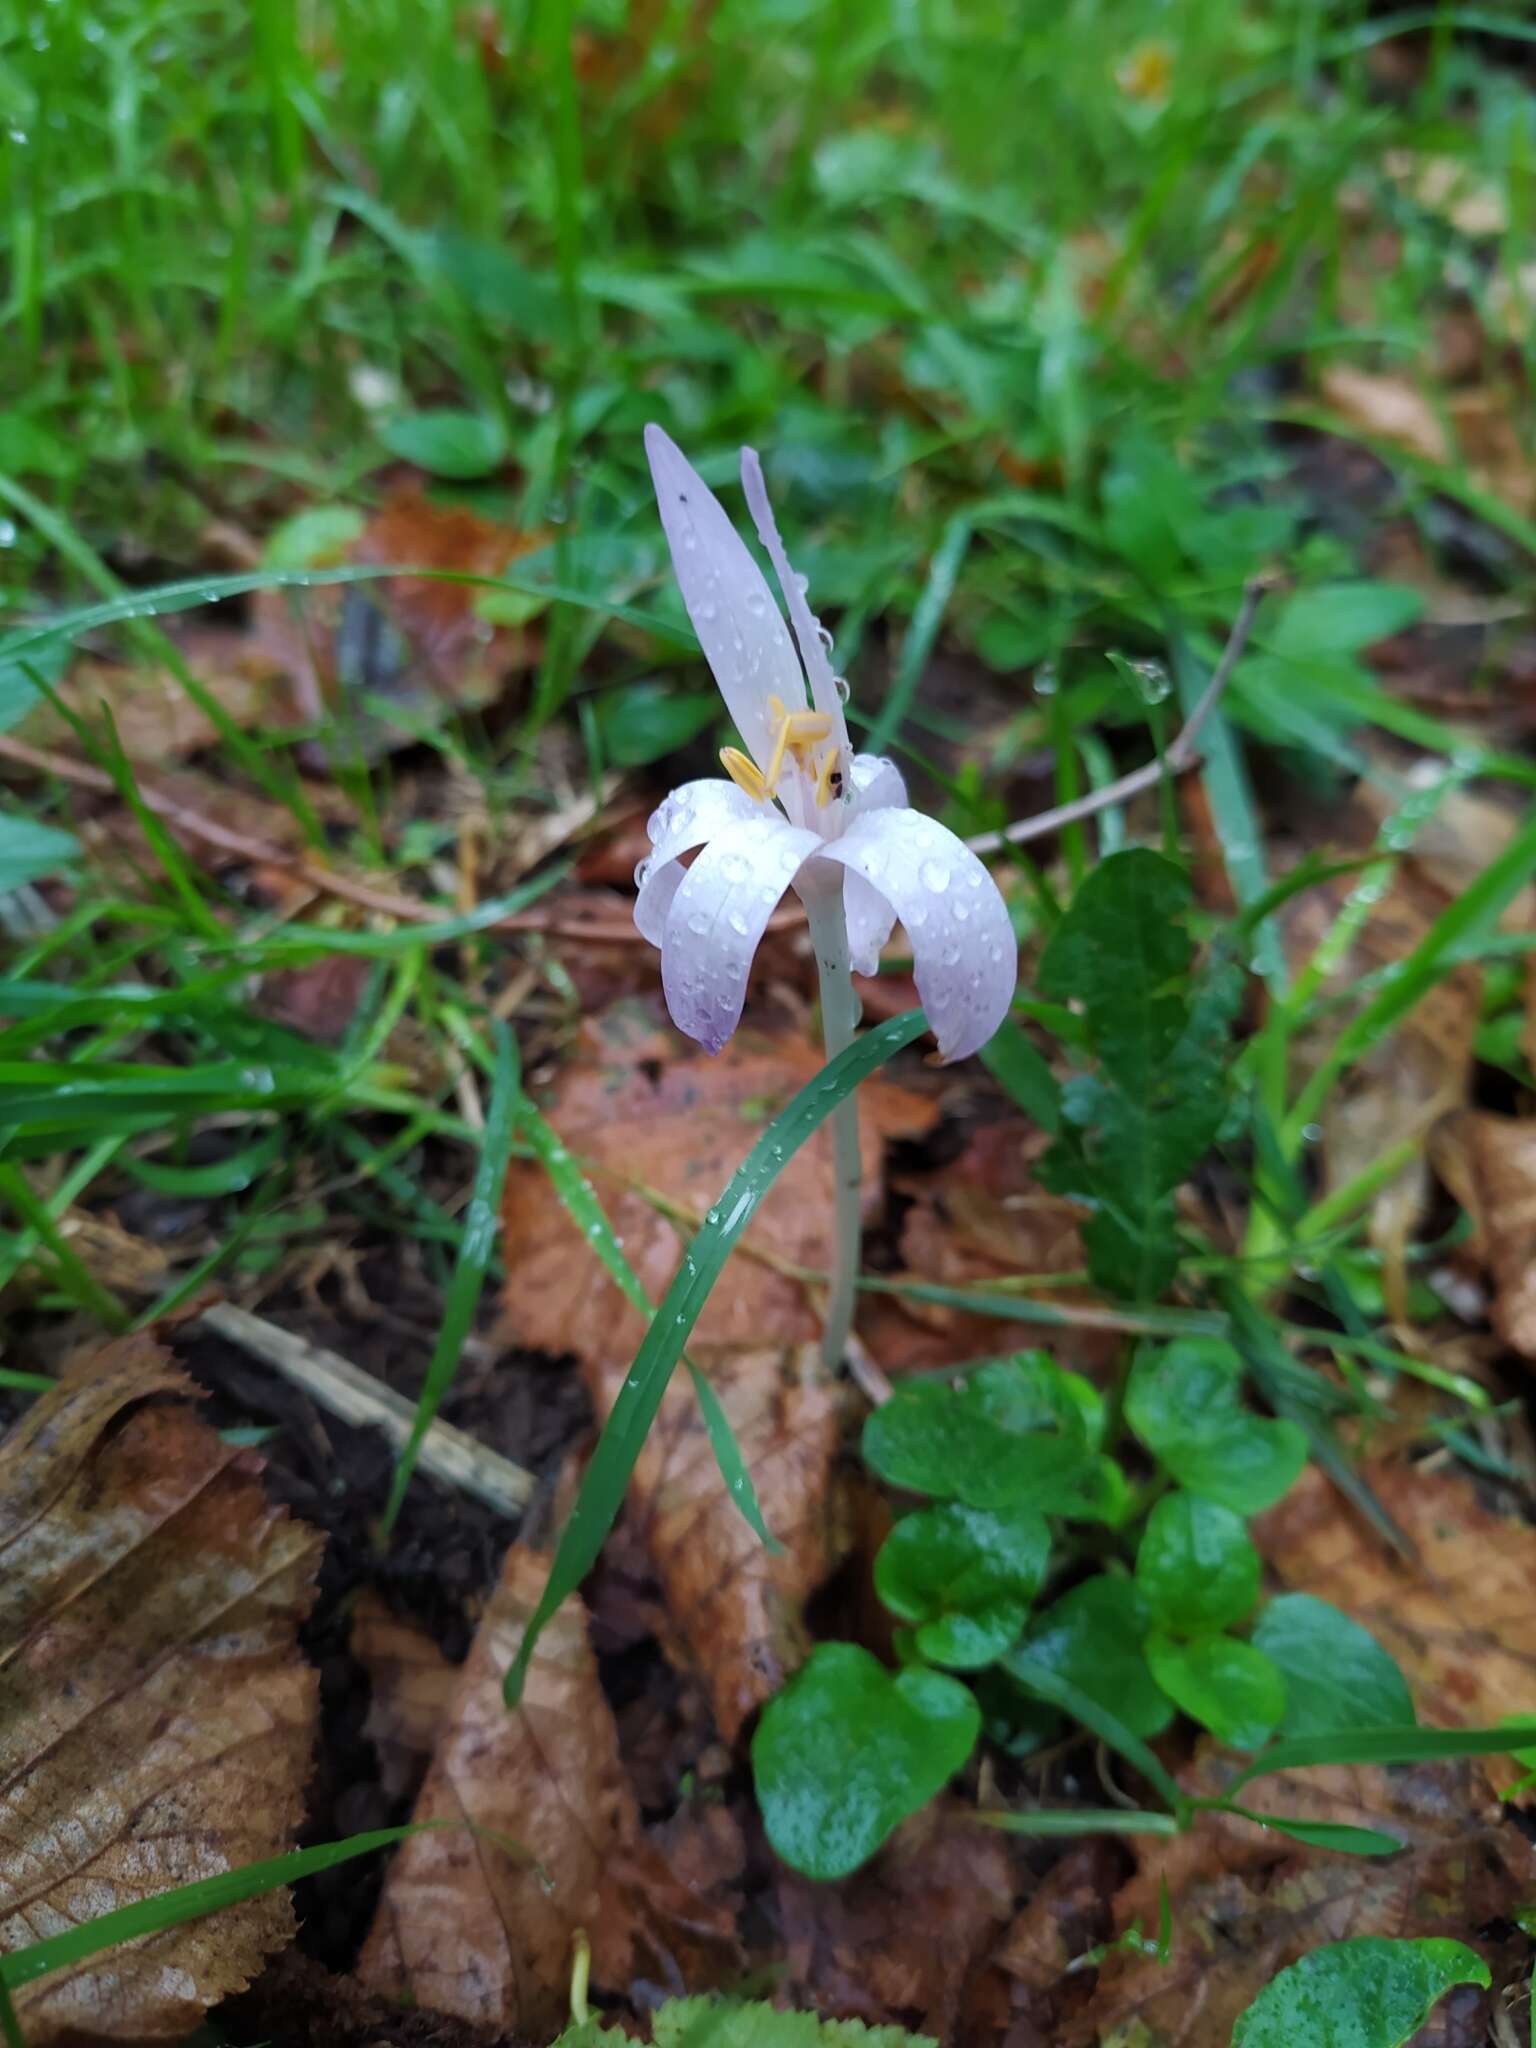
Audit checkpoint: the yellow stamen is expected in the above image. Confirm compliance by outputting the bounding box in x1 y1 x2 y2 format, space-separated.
763 699 795 797
813 746 841 808
720 746 769 802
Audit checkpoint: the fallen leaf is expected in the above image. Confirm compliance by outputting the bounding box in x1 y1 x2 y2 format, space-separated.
774 1801 1017 2040
499 1000 936 1364
0 1331 322 2045
351 1590 458 1804
360 1540 742 2037
19 627 298 761
1320 364 1452 467
608 1342 843 1743
1082 1757 1533 2048
1430 1111 1536 1359
1384 149 1508 238
1254 1460 1536 1789
984 1839 1125 2048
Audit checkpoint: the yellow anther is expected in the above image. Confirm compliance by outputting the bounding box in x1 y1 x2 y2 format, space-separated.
720 746 769 802
813 746 842 808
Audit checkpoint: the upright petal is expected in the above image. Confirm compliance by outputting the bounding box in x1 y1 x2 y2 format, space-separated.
645 424 806 772
635 778 763 946
818 809 1017 1062
661 812 821 1054
740 446 851 754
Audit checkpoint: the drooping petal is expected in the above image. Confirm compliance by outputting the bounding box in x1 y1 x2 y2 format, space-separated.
661 812 822 1054
634 778 764 946
818 809 1017 1062
849 753 907 814
740 447 851 755
645 425 805 773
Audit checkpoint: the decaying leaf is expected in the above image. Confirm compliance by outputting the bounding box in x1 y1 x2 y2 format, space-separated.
774 1802 1017 2042
351 1589 458 1804
600 1342 842 1743
1431 1110 1536 1359
1255 1460 1536 1787
1082 1757 1533 2048
1320 365 1452 467
19 627 298 760
0 1331 322 2044
499 1001 936 1362
360 1541 741 2038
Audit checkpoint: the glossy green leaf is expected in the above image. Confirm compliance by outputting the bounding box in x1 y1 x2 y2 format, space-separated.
592 681 719 767
1251 1595 1414 1740
1126 1337 1307 1513
861 1354 1117 1517
1003 1647 1186 1813
1009 1575 1174 1739
504 1011 928 1707
1145 1631 1285 1751
874 1503 1049 1669
753 1644 980 1880
1230 1937 1488 2048
1136 1493 1260 1633
377 407 508 479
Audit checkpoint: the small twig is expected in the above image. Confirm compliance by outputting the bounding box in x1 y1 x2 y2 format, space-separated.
966 577 1269 856
197 1301 534 1516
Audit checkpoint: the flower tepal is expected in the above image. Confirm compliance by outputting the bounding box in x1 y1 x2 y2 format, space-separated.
635 425 1018 1062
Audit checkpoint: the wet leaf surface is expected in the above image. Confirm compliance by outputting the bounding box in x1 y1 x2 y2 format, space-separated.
0 1331 322 2045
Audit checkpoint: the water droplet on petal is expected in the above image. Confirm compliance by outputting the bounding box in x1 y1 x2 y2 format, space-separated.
954 901 970 923
815 623 835 653
688 911 709 935
728 909 750 936
634 858 652 889
920 859 951 894
834 675 851 703
907 905 928 930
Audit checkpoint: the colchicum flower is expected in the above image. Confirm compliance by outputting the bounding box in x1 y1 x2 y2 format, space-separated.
635 425 1018 1061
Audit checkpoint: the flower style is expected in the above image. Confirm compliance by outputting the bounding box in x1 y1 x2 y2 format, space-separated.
635 425 1018 1061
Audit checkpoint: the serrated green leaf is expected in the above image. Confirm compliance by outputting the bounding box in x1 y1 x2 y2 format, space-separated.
1008 1575 1175 1740
1136 1493 1260 1633
1145 1631 1285 1751
1038 849 1193 1093
874 1502 1049 1669
554 1995 936 2048
753 1644 980 1880
1230 1937 1489 2048
1126 1337 1307 1513
1251 1595 1415 1740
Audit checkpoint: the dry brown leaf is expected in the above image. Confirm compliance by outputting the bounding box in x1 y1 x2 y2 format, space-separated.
985 1839 1125 2048
19 627 298 760
0 1331 322 2045
359 1542 641 2035
350 1590 459 1804
775 1801 1017 2040
359 1541 742 2036
1384 149 1508 238
1320 364 1452 466
498 1001 936 1363
1431 1110 1536 1359
1320 362 1536 517
1081 1757 1534 2048
1255 1459 1536 1786
598 1341 842 1742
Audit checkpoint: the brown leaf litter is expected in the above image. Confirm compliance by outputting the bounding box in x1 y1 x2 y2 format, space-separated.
358 1540 742 2038
1431 1110 1536 1362
0 1331 321 2045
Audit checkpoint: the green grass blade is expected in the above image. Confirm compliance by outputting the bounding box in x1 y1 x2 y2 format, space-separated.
1005 1651 1187 1815
380 1020 520 1533
865 512 971 756
0 1827 432 1992
1229 1722 1536 1793
503 1009 929 1706
979 1806 1181 1838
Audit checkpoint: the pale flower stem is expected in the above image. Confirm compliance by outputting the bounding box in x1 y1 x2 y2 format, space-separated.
801 868 863 1372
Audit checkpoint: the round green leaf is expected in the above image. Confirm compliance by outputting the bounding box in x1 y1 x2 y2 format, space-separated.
1145 1631 1285 1751
874 1503 1050 1670
861 1354 1102 1513
1136 1493 1260 1633
1007 1575 1175 1739
753 1644 980 1880
1231 1936 1489 2048
377 408 508 479
1251 1594 1415 1740
1125 1337 1307 1513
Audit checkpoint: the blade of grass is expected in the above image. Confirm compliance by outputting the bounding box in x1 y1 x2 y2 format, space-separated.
1004 1651 1187 1815
504 1008 929 1706
864 511 971 756
1229 1721 1536 1793
513 1081 781 1551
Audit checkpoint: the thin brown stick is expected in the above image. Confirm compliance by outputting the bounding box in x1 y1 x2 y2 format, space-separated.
965 576 1269 856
